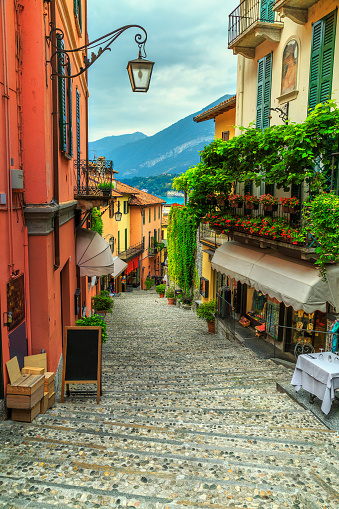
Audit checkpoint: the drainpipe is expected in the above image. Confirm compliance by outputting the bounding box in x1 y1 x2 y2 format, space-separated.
24 227 32 354
50 0 60 268
1 0 14 275
237 55 245 132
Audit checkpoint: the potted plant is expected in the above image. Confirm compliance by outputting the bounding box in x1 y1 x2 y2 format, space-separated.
228 194 243 208
76 314 108 343
196 300 217 333
280 196 300 214
156 283 166 298
243 194 259 210
259 194 278 211
181 294 193 310
166 286 176 305
144 277 155 290
91 290 114 316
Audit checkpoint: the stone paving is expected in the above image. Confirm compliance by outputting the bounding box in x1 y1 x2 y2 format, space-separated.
0 290 339 509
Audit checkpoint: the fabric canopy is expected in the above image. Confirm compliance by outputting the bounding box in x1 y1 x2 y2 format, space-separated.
111 256 128 278
125 257 139 276
211 241 339 313
76 228 115 277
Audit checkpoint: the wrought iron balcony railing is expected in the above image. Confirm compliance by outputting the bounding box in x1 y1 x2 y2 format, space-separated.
118 241 144 262
228 0 282 47
74 158 114 199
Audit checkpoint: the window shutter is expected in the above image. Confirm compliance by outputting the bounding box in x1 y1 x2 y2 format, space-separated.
57 38 67 152
267 0 275 22
290 183 301 200
78 0 82 33
125 228 128 250
76 90 80 185
222 131 230 141
308 11 336 110
67 62 73 157
256 53 272 130
263 53 272 129
260 0 267 21
244 181 253 195
265 183 274 195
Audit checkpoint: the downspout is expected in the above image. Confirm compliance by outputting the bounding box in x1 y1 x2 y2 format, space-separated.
1 0 14 275
50 0 60 268
24 227 32 354
237 55 245 132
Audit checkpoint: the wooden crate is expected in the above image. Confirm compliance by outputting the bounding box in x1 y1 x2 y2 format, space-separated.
6 375 45 409
44 372 55 396
22 366 45 376
48 392 55 409
11 401 40 423
40 392 49 414
24 353 47 372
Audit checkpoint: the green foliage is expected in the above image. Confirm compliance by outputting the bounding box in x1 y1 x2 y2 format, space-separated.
121 174 180 196
156 284 166 294
196 300 217 322
167 206 197 296
297 193 339 279
144 277 155 290
91 207 103 237
76 314 108 343
174 101 339 222
97 182 115 190
166 286 175 298
91 290 114 312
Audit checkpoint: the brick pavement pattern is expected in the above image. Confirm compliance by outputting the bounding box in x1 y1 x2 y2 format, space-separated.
0 290 339 508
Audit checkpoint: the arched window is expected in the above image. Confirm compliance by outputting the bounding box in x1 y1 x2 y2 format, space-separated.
281 39 298 96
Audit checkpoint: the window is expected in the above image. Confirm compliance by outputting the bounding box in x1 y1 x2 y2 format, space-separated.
57 37 73 156
158 228 160 241
109 201 114 218
154 207 156 221
256 53 272 130
154 228 157 243
76 90 80 186
74 0 82 34
124 201 128 214
158 206 160 219
149 208 151 223
281 39 298 96
148 231 151 248
260 0 275 22
222 131 230 141
142 209 145 225
308 10 337 110
244 181 253 195
142 236 145 250
125 228 128 250
109 237 114 253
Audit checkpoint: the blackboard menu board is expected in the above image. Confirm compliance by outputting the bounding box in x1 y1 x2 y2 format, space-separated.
61 326 102 404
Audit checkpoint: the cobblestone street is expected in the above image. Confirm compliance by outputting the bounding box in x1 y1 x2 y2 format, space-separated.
0 291 339 508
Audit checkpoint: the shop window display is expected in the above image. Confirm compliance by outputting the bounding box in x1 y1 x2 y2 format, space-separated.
246 288 267 323
266 298 280 340
291 309 326 352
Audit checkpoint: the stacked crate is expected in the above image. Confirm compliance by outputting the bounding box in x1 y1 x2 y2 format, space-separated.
6 355 55 422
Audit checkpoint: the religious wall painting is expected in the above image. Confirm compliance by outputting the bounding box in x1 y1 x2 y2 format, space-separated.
281 39 298 96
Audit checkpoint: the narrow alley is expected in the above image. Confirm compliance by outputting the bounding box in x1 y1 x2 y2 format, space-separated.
0 291 338 509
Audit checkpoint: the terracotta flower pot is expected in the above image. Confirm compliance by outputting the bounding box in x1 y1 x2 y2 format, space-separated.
244 203 254 210
263 204 278 212
159 294 164 298
207 320 215 334
168 297 175 305
231 202 242 208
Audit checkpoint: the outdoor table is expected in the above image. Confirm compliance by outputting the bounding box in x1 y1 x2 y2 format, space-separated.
291 352 339 414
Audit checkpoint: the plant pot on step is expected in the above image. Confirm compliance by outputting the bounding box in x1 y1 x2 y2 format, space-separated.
207 320 215 334
168 297 176 305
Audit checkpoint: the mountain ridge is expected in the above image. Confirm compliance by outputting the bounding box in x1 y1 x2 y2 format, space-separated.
88 94 234 179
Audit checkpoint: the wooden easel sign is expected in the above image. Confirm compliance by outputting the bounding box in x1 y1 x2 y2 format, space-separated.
61 326 102 404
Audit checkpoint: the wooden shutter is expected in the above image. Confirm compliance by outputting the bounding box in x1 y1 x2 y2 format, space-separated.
260 0 267 21
256 53 272 129
67 62 73 157
57 38 67 152
308 10 336 110
76 90 80 185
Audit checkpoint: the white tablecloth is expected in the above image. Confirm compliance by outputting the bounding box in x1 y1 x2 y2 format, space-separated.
291 352 339 414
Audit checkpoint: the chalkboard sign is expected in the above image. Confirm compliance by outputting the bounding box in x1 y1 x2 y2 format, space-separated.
61 326 102 404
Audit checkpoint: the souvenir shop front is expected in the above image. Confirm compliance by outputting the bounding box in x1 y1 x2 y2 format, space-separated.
125 257 140 289
212 242 339 354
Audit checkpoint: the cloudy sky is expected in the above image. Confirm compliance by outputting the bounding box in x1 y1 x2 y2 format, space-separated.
87 1 239 141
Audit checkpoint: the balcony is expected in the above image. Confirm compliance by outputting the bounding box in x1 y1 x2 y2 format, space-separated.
228 0 284 59
204 202 318 258
118 241 144 262
273 0 319 25
74 158 116 208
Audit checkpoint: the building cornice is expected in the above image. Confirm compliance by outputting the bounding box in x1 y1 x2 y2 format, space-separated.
24 200 77 236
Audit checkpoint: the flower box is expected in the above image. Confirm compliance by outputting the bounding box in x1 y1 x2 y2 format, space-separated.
263 204 278 212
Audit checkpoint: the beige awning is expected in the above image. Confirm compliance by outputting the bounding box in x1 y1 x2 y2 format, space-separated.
111 256 128 278
76 228 115 277
211 241 339 313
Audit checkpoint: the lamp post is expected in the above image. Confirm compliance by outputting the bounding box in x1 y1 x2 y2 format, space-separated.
47 23 154 92
115 202 122 222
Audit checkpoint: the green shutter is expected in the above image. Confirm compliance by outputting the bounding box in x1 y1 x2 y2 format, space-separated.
125 228 128 250
260 0 274 22
244 181 253 195
67 62 73 157
256 53 272 130
57 38 67 152
308 10 336 110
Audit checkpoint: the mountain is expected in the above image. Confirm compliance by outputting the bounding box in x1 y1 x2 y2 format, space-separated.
88 132 147 159
88 94 233 179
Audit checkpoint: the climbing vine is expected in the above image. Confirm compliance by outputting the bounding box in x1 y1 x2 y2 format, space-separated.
91 207 103 237
167 206 197 297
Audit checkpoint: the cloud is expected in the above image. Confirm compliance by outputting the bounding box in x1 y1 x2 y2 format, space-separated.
87 0 239 141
